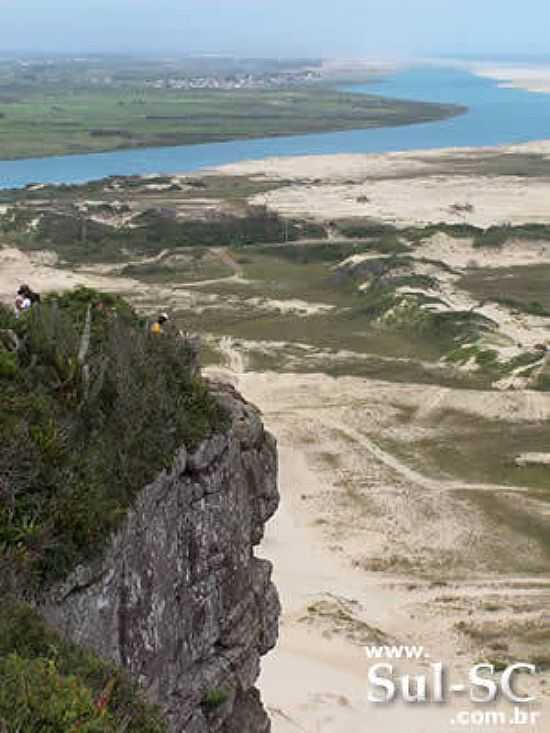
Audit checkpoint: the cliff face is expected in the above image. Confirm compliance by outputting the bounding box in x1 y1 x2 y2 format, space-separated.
41 382 280 733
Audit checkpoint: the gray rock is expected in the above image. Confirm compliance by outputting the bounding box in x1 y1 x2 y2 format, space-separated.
188 434 229 473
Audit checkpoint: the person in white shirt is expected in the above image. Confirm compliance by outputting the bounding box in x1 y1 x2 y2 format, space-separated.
14 293 31 318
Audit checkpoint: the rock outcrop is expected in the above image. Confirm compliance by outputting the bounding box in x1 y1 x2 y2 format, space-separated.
41 381 280 733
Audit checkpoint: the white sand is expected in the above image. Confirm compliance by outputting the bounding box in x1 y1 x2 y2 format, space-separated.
473 65 550 94
415 231 550 269
215 140 550 228
244 296 335 316
515 452 550 467
251 175 550 228
216 140 550 181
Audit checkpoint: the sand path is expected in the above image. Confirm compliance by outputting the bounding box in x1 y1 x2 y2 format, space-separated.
316 414 530 494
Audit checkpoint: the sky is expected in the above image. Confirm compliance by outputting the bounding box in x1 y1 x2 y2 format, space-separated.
0 0 546 59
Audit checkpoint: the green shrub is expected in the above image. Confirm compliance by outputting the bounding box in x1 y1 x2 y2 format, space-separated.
474 226 511 248
493 296 550 318
0 654 113 732
526 301 548 316
0 601 166 733
0 288 227 591
0 351 17 379
332 218 396 239
474 348 499 368
374 232 410 254
472 223 550 249
0 302 17 330
403 223 480 243
202 688 228 711
355 283 398 319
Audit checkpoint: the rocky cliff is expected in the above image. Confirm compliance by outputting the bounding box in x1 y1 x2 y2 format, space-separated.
41 381 280 733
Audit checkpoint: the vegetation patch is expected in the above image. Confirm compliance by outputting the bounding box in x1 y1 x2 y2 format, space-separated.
0 288 227 592
202 689 229 712
1 204 325 263
333 219 550 250
0 600 166 732
446 345 500 370
302 596 389 645
254 241 364 264
353 263 495 351
474 223 550 248
332 218 398 239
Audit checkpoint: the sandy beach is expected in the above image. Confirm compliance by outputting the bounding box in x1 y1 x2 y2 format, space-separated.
473 65 550 94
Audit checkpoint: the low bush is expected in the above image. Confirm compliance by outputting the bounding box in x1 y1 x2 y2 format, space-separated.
492 296 550 317
402 222 480 243
473 226 511 248
332 218 396 239
202 688 229 712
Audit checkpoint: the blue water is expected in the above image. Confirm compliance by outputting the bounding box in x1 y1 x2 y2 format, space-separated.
1 66 550 189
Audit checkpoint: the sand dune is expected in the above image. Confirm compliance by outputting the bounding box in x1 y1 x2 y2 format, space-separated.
216 139 550 228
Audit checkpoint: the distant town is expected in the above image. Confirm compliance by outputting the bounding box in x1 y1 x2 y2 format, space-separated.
0 55 325 92
142 70 321 91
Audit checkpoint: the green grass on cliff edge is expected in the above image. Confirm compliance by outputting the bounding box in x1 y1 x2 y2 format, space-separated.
0 287 228 593
0 600 166 732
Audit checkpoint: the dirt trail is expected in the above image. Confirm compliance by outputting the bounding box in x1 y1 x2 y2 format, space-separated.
318 413 530 494
173 272 245 289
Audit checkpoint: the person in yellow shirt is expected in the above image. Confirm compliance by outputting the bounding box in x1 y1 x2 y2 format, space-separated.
150 313 169 335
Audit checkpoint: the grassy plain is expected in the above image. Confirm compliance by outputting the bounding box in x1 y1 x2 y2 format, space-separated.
0 75 463 159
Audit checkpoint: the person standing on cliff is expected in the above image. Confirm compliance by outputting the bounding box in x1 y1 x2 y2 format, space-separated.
15 284 41 316
150 312 169 335
14 288 32 318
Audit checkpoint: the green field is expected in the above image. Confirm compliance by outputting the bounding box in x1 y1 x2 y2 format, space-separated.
0 85 463 160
